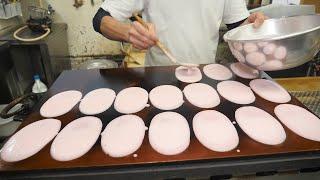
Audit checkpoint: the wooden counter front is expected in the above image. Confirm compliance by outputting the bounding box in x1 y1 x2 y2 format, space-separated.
1 66 320 173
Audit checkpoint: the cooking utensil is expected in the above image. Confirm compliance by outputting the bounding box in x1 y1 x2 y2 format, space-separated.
224 15 320 71
133 14 199 68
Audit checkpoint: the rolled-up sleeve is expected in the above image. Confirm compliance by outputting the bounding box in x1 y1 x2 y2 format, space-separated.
101 0 145 22
223 0 250 24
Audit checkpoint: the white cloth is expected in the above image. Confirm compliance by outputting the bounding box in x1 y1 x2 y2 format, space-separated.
101 0 249 66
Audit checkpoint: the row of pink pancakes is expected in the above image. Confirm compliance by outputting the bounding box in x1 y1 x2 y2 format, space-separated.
1 64 320 163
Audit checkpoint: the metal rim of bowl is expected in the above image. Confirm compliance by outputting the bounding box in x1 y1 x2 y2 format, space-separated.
80 59 118 70
223 15 320 43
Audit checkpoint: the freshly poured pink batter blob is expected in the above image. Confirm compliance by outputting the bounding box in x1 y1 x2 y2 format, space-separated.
244 43 258 53
101 115 146 158
235 106 286 145
246 52 267 67
263 43 276 55
40 90 82 118
149 112 190 155
193 110 239 152
149 85 184 110
175 66 202 83
183 83 220 108
233 42 243 51
79 88 116 115
274 46 287 60
275 104 320 142
258 60 284 71
230 62 260 79
217 81 255 104
1 119 61 162
250 79 291 103
50 117 102 161
203 64 233 81
114 87 149 114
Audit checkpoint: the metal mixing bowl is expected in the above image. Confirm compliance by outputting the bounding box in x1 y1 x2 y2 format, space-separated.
223 15 320 71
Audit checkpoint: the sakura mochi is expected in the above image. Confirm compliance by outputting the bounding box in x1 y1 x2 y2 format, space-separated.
193 110 239 152
40 90 82 118
203 64 233 81
235 106 286 145
149 112 190 155
1 119 61 162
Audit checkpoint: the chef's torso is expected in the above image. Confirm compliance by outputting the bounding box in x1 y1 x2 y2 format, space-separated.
101 0 249 66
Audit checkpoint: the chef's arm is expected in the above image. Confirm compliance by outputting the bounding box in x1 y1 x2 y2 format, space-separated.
93 8 158 50
226 18 247 30
225 12 267 30
93 8 130 42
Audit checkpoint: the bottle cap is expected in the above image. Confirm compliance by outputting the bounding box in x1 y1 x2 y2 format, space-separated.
34 75 40 80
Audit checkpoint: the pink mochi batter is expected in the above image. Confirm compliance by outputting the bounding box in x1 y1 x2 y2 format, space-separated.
275 104 320 142
235 106 286 145
114 87 149 114
203 64 233 81
193 110 239 152
1 119 61 162
250 79 291 103
244 43 258 53
246 52 267 67
274 46 287 60
258 60 284 71
230 62 260 79
183 83 220 108
101 115 146 158
40 90 82 118
50 116 102 161
217 81 256 105
79 88 116 115
149 112 190 155
149 85 184 110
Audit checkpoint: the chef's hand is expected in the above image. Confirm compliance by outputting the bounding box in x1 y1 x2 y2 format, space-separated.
243 12 268 28
127 21 158 50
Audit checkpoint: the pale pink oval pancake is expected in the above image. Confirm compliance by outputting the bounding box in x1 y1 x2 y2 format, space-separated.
149 85 184 110
246 52 267 67
274 46 287 60
250 79 291 103
183 83 220 108
230 62 259 79
217 81 255 105
40 90 82 118
236 106 286 145
193 110 239 152
175 66 202 83
1 119 61 162
244 43 258 53
50 117 102 161
263 43 276 55
114 87 149 114
258 60 284 71
79 88 116 115
149 112 190 155
203 64 233 81
275 104 320 142
101 115 146 158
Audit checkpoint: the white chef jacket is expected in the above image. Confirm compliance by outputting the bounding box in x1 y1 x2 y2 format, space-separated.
101 0 250 66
